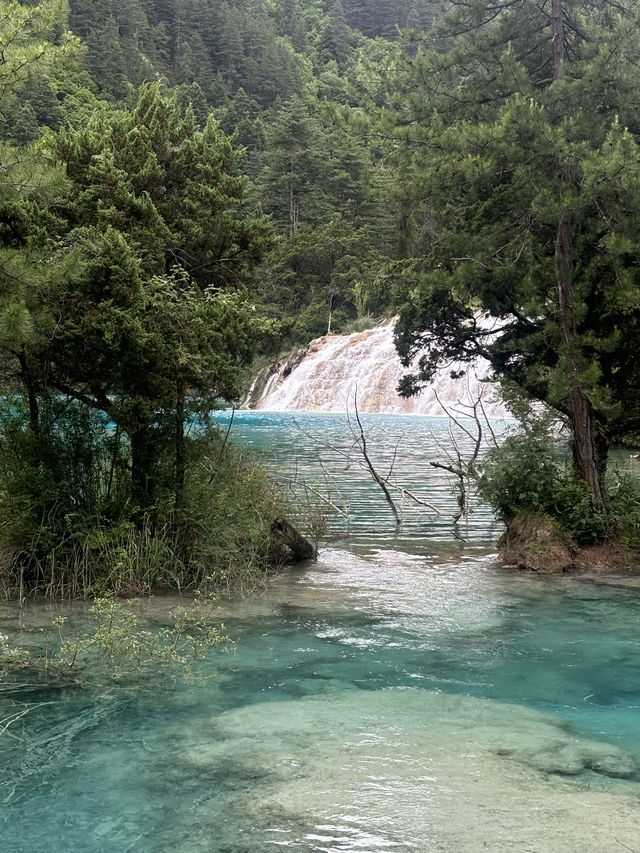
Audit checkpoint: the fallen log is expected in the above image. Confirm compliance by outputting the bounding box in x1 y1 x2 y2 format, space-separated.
271 517 316 562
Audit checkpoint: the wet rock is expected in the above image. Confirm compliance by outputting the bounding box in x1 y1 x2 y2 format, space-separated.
243 347 308 409
505 739 638 779
163 689 640 853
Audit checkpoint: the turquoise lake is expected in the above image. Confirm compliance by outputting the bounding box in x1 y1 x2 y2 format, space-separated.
1 413 640 852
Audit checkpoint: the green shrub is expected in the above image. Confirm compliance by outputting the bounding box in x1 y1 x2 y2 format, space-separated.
0 397 132 564
0 400 285 599
338 315 380 335
607 471 640 547
176 429 287 597
477 431 608 545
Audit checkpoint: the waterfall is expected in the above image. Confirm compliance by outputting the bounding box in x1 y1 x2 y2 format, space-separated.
245 321 509 417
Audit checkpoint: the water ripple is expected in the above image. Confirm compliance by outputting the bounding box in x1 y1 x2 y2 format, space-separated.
218 410 509 552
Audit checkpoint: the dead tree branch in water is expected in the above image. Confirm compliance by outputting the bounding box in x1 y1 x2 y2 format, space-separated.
279 449 352 557
349 395 402 527
428 380 494 527
299 483 350 521
292 390 440 529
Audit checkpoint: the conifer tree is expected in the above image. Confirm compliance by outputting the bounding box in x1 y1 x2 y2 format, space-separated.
30 83 273 512
259 97 331 237
318 0 352 67
0 0 79 424
388 0 640 509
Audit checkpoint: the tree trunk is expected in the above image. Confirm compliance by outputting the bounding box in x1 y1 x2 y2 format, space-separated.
551 0 607 512
130 425 157 520
271 517 316 562
551 0 565 82
175 382 186 513
327 291 336 335
18 349 39 437
567 383 608 508
288 164 299 238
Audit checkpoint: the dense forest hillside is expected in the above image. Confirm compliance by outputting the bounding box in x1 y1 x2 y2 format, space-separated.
68 0 434 100
5 0 435 346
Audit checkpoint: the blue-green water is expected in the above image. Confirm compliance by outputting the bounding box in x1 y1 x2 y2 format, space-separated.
217 411 508 550
1 413 640 852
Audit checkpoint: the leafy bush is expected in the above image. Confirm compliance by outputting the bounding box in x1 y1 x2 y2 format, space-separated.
607 471 640 547
176 429 287 597
477 430 608 545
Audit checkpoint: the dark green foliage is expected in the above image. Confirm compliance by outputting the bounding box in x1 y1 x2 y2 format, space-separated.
253 92 397 344
68 0 305 106
607 473 640 549
29 83 275 516
478 431 607 545
478 429 640 547
2 0 419 346
0 402 283 598
0 13 285 597
318 1 353 67
83 17 129 98
258 97 335 235
0 0 431 599
0 398 130 557
55 82 272 287
384 0 640 510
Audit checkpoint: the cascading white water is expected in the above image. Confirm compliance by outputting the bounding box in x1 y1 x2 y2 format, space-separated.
246 321 509 417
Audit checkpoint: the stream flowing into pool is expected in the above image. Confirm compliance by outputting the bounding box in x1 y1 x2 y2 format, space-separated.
1 413 640 852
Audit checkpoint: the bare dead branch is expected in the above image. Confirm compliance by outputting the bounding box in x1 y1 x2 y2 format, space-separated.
349 392 402 528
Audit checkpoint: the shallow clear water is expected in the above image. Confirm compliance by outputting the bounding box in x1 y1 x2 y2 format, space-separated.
2 413 640 852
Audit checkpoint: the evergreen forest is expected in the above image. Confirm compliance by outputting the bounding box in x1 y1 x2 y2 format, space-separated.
2 0 640 596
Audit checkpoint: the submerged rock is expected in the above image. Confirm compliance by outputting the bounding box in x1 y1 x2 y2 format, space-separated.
501 739 637 779
166 688 640 853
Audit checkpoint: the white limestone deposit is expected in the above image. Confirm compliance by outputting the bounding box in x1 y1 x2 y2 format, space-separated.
170 688 640 852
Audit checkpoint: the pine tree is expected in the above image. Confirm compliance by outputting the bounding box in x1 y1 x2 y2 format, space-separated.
34 83 274 512
388 0 640 509
318 0 352 67
85 17 129 98
0 0 80 442
259 97 332 236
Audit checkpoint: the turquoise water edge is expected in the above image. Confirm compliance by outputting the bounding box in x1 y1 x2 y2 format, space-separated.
1 413 640 852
